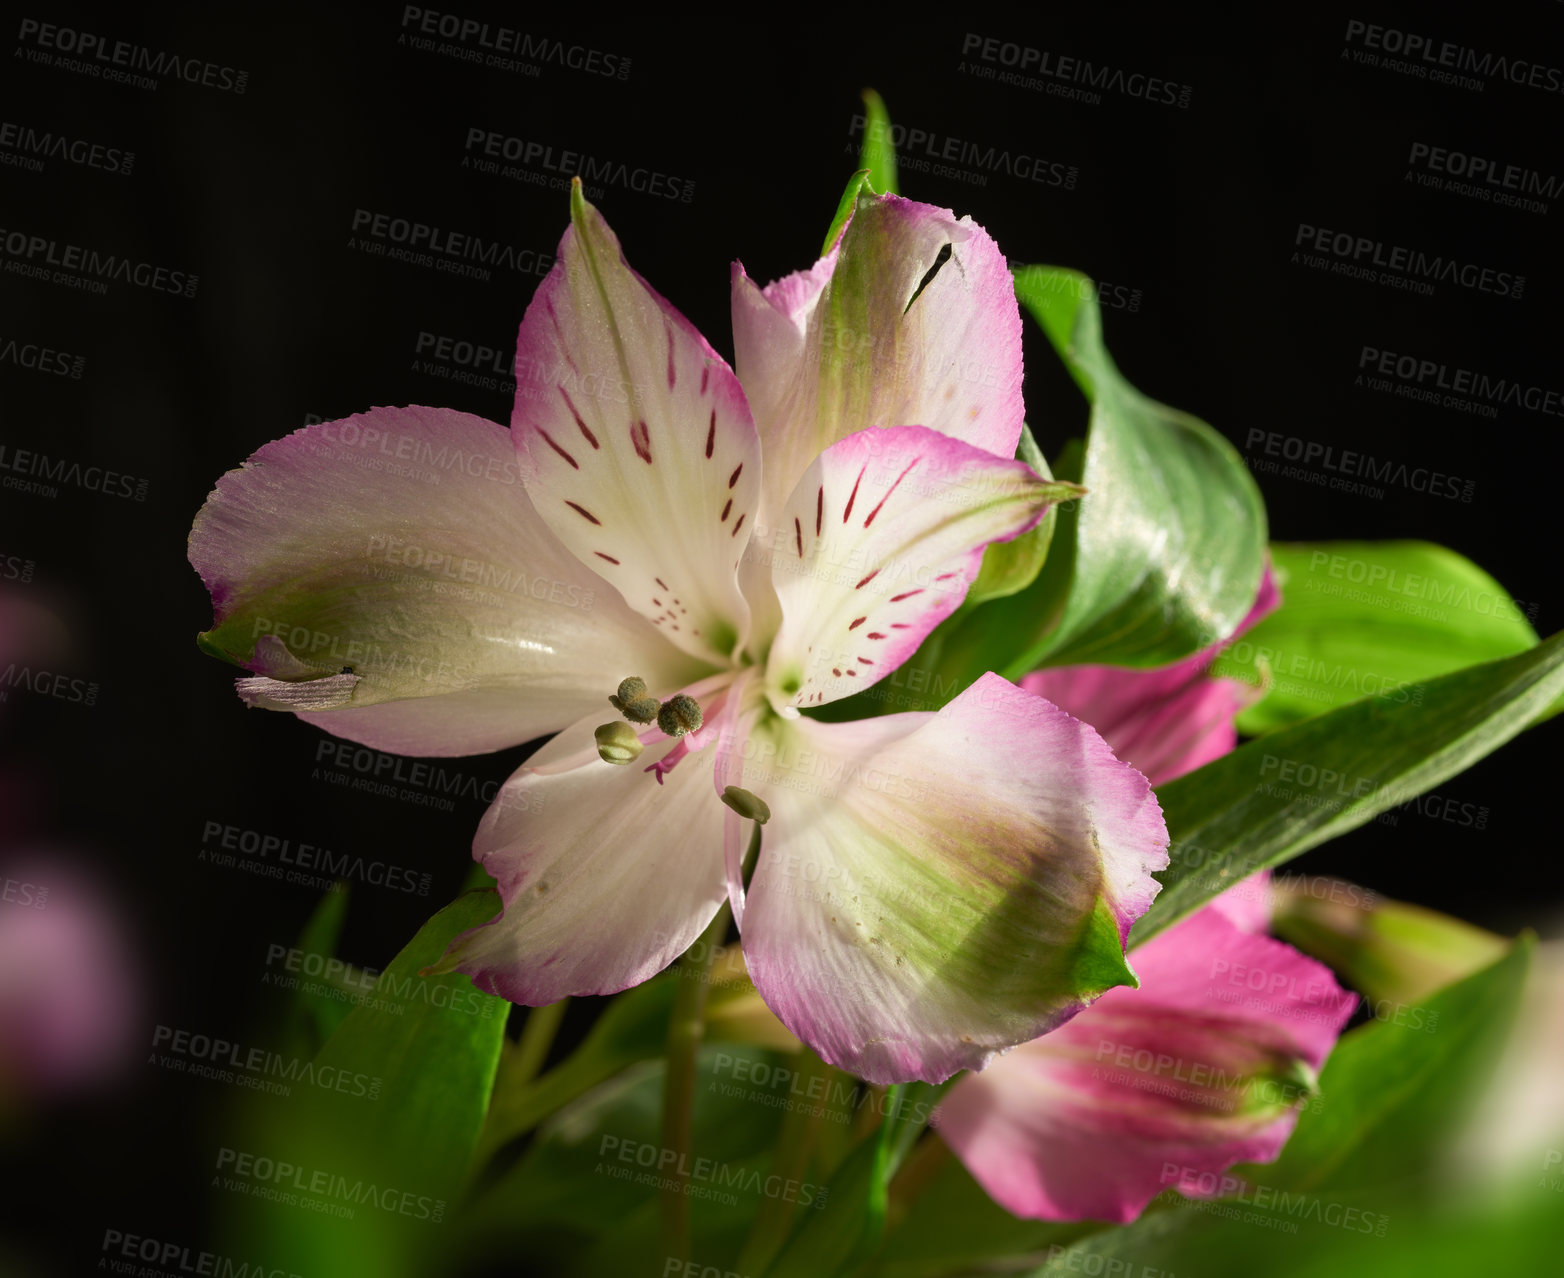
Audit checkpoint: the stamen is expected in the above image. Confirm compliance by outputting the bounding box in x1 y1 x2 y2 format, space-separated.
594 722 644 765
720 786 770 825
657 693 704 737
608 674 660 724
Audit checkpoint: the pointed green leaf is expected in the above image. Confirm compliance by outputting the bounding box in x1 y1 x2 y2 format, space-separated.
1133 630 1564 947
822 169 872 257
1213 541 1542 735
856 88 900 196
1001 265 1266 672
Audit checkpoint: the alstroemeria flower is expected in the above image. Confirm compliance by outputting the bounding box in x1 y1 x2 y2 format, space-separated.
937 887 1356 1222
189 185 1169 1083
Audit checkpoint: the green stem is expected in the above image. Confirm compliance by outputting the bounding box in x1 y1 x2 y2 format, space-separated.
660 897 735 1263
884 1132 952 1231
735 1046 833 1275
510 998 568 1089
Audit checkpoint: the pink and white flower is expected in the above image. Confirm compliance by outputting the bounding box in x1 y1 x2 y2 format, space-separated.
936 573 1355 1219
189 184 1170 1083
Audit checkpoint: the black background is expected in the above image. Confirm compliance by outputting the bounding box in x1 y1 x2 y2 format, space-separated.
2 4 1560 1273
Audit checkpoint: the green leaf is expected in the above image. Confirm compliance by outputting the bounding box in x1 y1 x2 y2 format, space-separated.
1132 631 1564 947
1257 938 1531 1197
460 1046 791 1275
871 1153 1096 1278
1214 541 1541 735
822 169 872 256
1001 265 1267 672
856 88 900 196
215 893 510 1276
471 972 681 1173
272 885 352 1061
310 891 510 1188
765 1082 948 1277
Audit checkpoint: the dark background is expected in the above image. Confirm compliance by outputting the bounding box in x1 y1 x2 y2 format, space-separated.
2 4 1559 1273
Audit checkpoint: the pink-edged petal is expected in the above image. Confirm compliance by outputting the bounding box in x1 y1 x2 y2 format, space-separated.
433 704 729 1004
938 906 1355 1223
1020 664 1252 787
1019 563 1282 786
513 186 761 665
732 193 1025 526
738 674 1168 1085
767 426 1057 713
189 405 703 756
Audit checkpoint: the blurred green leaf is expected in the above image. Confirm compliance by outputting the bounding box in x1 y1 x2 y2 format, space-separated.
856 88 900 196
460 1045 790 1276
1216 542 1541 735
995 265 1266 672
1258 938 1531 1198
272 885 352 1061
217 892 510 1276
766 1081 949 1277
1133 630 1564 947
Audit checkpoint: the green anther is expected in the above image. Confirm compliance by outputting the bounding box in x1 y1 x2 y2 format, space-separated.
608 675 661 724
720 786 770 825
657 694 703 738
594 721 644 765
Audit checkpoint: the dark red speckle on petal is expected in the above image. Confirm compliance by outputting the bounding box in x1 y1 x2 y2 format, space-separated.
565 501 601 525
705 410 715 459
843 464 866 522
536 428 579 470
631 420 653 464
595 552 621 565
